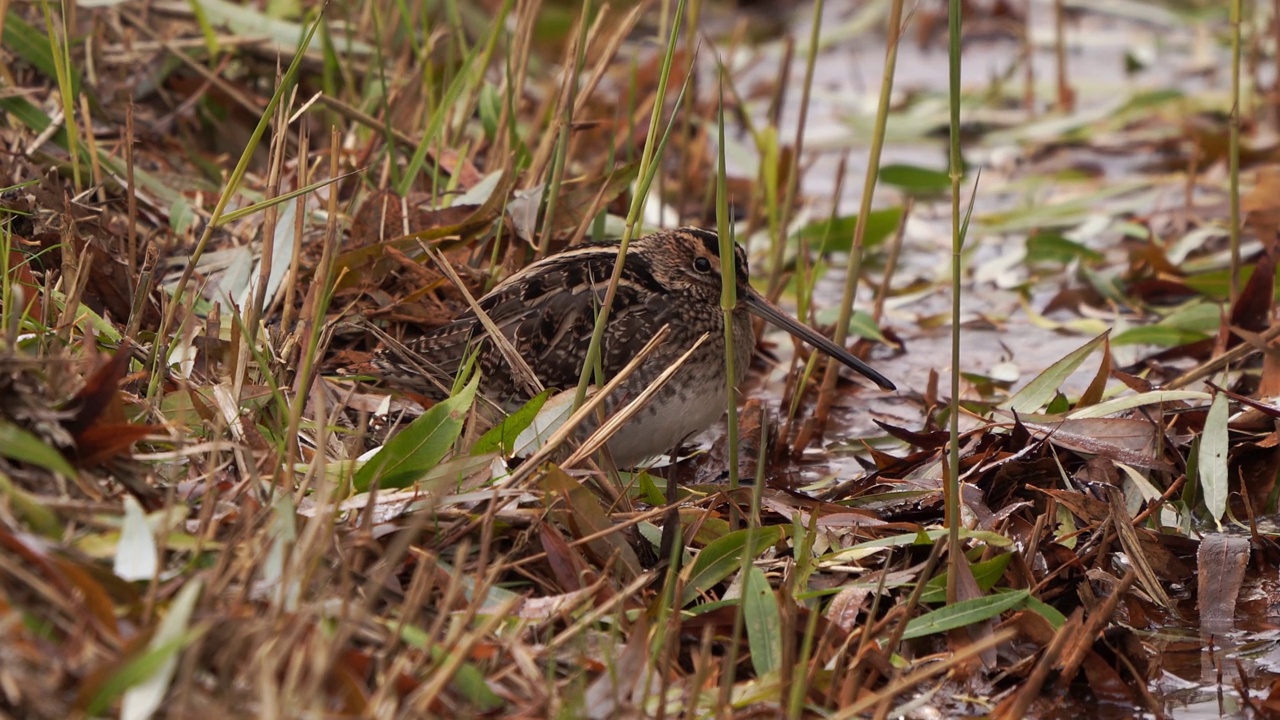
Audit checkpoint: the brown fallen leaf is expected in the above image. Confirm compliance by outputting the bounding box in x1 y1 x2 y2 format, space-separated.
1197 533 1250 632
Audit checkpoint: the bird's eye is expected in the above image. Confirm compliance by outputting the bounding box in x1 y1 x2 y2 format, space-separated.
694 257 712 273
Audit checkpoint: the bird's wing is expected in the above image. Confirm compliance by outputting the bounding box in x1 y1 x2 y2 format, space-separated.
381 244 673 396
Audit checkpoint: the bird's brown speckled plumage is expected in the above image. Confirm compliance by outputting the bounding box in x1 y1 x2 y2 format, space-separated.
372 227 894 467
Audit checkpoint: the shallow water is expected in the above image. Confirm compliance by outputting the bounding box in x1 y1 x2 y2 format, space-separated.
699 1 1274 716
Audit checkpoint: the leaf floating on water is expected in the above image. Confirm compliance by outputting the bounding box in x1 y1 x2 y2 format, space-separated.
1022 418 1170 471
1197 534 1250 633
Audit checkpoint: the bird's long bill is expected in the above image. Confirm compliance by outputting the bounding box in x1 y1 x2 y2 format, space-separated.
742 288 896 391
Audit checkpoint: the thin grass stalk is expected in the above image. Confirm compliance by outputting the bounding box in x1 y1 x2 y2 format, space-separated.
686 626 717 715
946 0 963 605
40 0 80 191
152 6 325 400
186 0 218 56
716 64 750 702
288 398 339 601
423 243 543 396
412 596 520 712
570 6 645 122
872 198 909 324
283 127 343 491
543 571 653 652
1053 0 1069 110
237 78 293 403
372 557 439 707
277 149 310 337
76 94 103 200
784 157 847 434
124 246 155 342
494 36 523 170
538 1 591 256
766 0 824 299
1275 0 1280 126
726 23 759 223
837 631 1017 719
524 7 594 195
1230 0 1242 303
124 101 138 277
788 571 821 718
716 77 740 494
55 229 92 347
1248 2 1263 122
369 4 401 191
399 46 480 196
1022 0 1035 114
116 9 260 115
841 548 896 703
224 313 297 491
0 217 13 349
455 0 513 128
507 0 540 160
648 521 685 711
573 0 689 411
814 0 903 423
443 0 466 50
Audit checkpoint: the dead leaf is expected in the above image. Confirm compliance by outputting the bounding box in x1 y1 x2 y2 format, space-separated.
1196 533 1250 632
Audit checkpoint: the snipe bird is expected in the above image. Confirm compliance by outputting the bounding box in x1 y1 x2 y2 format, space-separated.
372 227 895 467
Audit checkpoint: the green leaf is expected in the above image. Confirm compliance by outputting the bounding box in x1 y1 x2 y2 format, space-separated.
93 580 204 717
1200 392 1229 530
823 528 1012 564
390 620 506 712
426 644 505 712
478 83 501 141
680 526 784 607
1000 330 1109 413
0 421 77 477
743 565 782 677
1045 392 1070 415
846 310 888 343
1156 300 1222 334
1025 232 1104 265
979 181 1153 233
814 308 890 344
192 0 373 56
353 375 478 492
3 13 80 96
792 207 904 254
471 390 551 456
632 471 667 506
0 471 60 536
1119 88 1185 111
899 589 1030 640
1067 390 1210 419
919 554 1012 604
878 164 950 195
1183 264 1280 300
1111 325 1210 347
1020 593 1067 629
